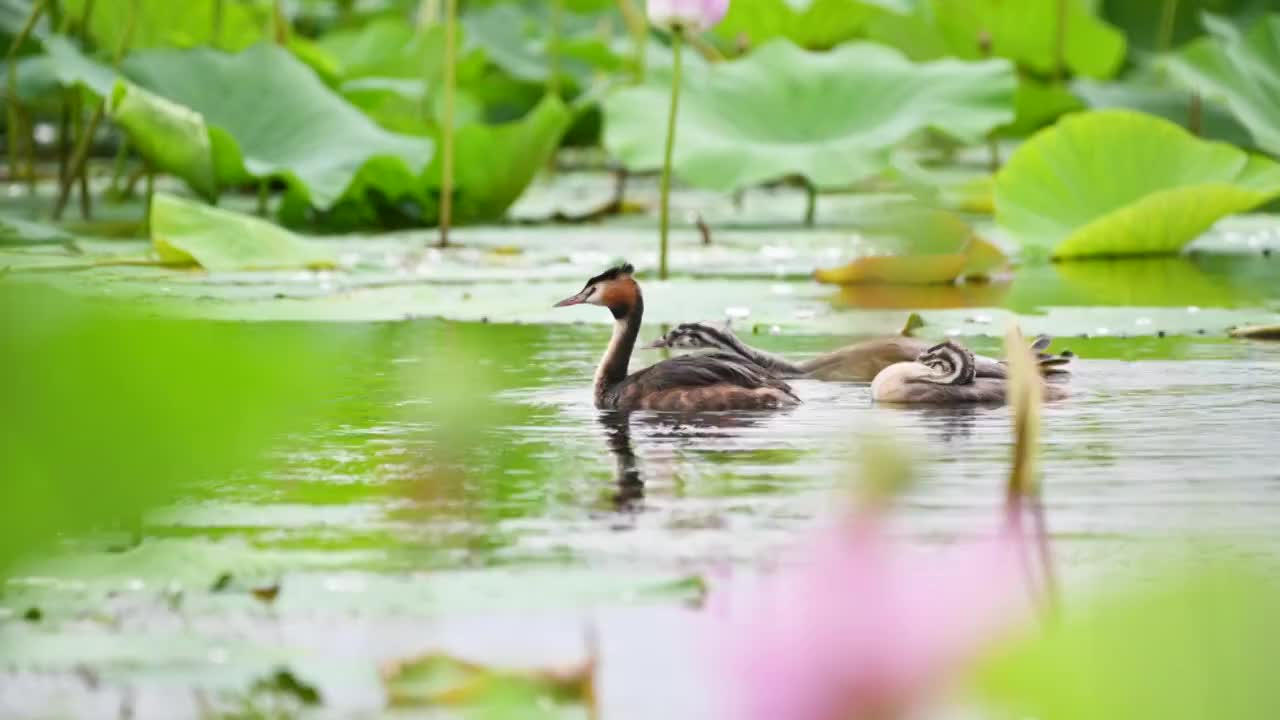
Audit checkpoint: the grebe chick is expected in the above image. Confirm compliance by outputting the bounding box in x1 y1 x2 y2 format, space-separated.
554 264 800 412
871 340 1070 405
646 322 1072 382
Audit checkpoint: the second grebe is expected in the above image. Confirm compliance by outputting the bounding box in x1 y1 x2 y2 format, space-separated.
870 340 1070 405
645 322 1072 381
554 265 800 412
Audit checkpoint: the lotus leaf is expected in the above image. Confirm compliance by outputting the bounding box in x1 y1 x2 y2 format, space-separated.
604 40 1015 192
995 110 1280 259
1165 14 1280 157
108 81 219 201
121 43 434 211
463 3 621 87
1101 0 1274 51
61 0 266 51
150 193 336 271
715 0 908 51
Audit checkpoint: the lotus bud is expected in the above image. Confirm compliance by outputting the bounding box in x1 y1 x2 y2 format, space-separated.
647 0 729 32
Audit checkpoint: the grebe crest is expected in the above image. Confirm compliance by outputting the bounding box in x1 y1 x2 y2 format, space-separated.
917 340 976 385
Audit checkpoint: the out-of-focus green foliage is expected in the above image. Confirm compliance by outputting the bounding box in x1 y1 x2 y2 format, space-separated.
979 560 1280 719
0 214 72 244
715 0 907 51
996 110 1280 259
1074 73 1255 150
61 0 268 52
1102 0 1273 51
605 40 1014 192
1166 14 1280 157
0 283 347 573
869 0 1126 79
150 193 336 270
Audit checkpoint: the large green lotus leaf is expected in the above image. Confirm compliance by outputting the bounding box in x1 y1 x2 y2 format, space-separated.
995 110 1280 259
715 0 908 51
121 44 434 210
866 0 1124 80
603 40 1015 192
61 0 266 51
151 193 336 270
32 35 117 97
1165 14 1280 156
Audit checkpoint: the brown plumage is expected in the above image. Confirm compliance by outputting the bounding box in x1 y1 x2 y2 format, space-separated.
554 265 799 412
646 322 1072 382
871 339 1069 405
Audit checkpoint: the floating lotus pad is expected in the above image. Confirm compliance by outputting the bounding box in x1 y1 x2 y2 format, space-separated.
995 110 1280 259
604 40 1015 192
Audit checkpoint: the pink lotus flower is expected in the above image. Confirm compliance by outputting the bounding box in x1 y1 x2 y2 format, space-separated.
647 0 730 32
707 515 1034 720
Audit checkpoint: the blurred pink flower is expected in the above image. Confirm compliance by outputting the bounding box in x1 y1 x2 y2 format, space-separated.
647 0 730 32
707 516 1033 720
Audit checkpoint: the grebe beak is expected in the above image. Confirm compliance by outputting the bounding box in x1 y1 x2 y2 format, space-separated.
640 337 669 349
553 289 589 307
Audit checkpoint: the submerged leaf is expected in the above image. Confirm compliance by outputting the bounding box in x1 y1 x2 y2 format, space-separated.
995 110 1280 259
150 194 336 271
381 652 594 712
604 40 1015 192
814 207 1008 285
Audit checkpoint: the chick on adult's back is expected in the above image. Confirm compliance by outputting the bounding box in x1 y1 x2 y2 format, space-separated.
553 265 799 412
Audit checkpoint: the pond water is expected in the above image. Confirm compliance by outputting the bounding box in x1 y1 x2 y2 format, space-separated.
3 315 1280 718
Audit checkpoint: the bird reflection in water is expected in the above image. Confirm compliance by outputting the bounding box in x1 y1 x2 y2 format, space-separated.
597 409 785 512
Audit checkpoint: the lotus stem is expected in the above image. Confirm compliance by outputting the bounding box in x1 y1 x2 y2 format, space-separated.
257 180 269 216
212 0 223 49
1053 0 1067 83
109 134 129 195
803 179 817 226
53 102 103 220
24 111 38 196
1188 91 1202 136
657 28 685 280
616 0 647 83
5 0 48 186
436 0 457 249
1158 0 1179 52
272 0 288 45
54 0 135 220
79 0 94 39
548 0 564 98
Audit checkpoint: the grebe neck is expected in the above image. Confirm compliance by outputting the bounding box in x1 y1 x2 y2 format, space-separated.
595 293 643 404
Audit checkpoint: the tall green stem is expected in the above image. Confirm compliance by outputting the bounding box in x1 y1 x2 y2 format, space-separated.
212 0 223 49
436 0 457 249
616 0 647 83
548 0 564 98
1157 0 1179 52
1053 0 1067 83
657 28 683 280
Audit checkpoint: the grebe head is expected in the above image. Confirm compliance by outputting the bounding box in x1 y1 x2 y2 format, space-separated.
642 321 734 350
554 263 639 319
916 340 977 385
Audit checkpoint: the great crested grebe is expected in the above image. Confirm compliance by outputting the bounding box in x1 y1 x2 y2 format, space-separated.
645 322 1072 382
554 264 800 412
870 339 1070 405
